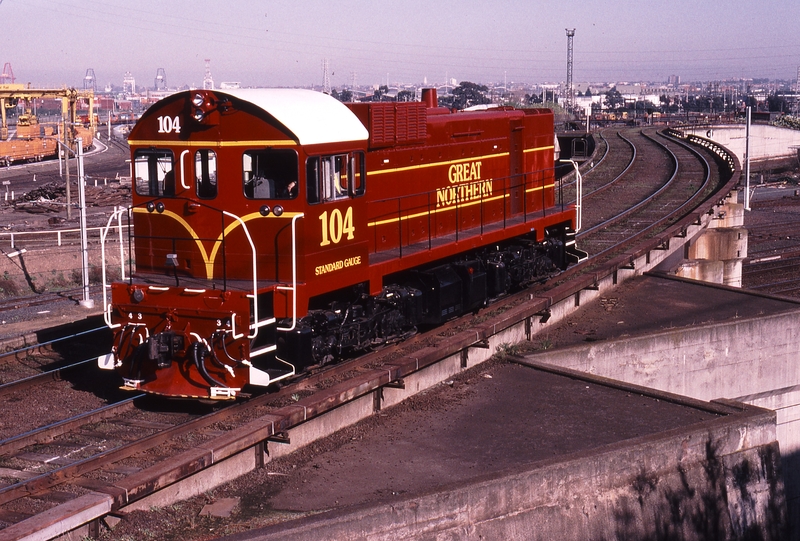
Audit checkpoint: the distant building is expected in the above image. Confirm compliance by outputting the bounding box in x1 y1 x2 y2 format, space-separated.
122 72 136 95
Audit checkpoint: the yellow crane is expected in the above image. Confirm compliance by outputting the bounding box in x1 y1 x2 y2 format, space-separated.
0 83 95 146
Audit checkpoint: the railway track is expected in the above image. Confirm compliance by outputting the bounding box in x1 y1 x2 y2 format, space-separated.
0 127 742 539
742 188 800 298
575 127 728 266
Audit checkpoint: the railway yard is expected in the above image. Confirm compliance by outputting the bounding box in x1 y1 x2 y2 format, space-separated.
0 125 799 539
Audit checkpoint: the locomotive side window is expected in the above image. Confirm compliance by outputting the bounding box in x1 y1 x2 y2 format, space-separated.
243 149 298 199
133 149 175 197
305 151 365 204
195 149 217 199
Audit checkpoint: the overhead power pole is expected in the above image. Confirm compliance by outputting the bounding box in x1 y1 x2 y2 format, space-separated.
565 29 575 113
322 59 331 94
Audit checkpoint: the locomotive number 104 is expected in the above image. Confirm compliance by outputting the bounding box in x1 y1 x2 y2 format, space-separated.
157 115 182 134
319 206 356 246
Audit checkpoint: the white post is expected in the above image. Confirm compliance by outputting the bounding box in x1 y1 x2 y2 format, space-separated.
116 206 126 281
744 106 751 211
77 137 94 308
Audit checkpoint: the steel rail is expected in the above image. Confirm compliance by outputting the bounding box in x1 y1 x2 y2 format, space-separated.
0 396 142 457
562 131 633 203
578 129 712 256
0 382 298 507
0 325 105 360
0 356 98 395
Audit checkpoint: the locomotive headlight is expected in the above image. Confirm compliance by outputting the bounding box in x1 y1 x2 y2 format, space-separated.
193 108 205 122
156 202 165 213
273 205 284 217
146 202 155 212
192 93 205 107
259 205 271 216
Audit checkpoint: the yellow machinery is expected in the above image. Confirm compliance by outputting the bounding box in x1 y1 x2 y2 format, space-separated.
0 84 95 147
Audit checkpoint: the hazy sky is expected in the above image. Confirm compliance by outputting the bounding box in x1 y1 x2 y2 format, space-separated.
2 0 799 89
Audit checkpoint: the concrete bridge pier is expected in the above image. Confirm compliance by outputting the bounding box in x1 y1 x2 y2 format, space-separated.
673 190 747 287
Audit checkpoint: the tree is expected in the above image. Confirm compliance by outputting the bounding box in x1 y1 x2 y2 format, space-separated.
330 89 354 102
447 81 490 110
373 85 390 101
585 87 593 97
396 90 415 102
768 93 787 113
604 86 624 109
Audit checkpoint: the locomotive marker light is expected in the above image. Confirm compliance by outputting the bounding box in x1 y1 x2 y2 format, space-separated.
132 288 145 303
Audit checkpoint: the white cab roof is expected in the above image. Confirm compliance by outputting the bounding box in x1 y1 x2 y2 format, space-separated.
221 88 368 146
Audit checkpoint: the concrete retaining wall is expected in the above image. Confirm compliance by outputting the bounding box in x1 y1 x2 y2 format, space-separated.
526 309 800 535
229 404 786 541
685 124 800 165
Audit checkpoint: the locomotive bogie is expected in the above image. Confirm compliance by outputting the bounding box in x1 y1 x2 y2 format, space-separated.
100 88 584 399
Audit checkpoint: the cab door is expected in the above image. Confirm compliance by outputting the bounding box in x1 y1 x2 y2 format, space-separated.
303 151 369 299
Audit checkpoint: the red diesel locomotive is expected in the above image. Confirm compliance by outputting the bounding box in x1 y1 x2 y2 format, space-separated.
98 88 585 399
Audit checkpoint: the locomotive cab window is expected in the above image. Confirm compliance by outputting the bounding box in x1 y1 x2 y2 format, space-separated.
243 149 298 199
134 149 175 197
306 151 365 204
195 149 217 199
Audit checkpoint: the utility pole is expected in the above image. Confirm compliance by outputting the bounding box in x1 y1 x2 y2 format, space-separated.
745 106 752 211
565 29 575 113
76 137 93 308
63 118 71 220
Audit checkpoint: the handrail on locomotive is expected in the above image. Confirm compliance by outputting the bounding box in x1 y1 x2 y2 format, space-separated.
99 202 305 339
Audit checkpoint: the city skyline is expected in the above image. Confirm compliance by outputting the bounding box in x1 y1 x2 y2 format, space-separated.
1 0 799 89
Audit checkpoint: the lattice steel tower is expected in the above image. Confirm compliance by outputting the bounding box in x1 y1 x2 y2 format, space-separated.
203 59 214 90
565 29 575 112
322 59 331 94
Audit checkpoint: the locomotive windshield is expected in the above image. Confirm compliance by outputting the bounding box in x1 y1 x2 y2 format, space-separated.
243 148 298 199
134 149 175 197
